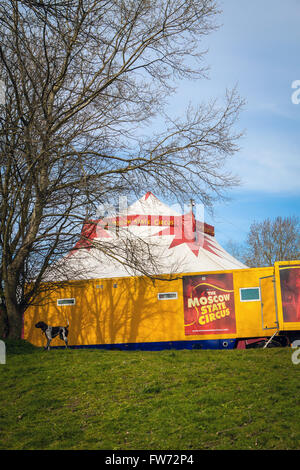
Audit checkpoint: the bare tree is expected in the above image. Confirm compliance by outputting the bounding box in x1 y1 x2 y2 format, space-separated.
224 239 246 264
0 0 244 338
244 216 300 268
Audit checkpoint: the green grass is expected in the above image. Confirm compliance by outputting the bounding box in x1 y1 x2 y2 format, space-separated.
1 340 300 450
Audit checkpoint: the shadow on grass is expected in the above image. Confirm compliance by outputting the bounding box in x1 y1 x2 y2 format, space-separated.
3 339 41 355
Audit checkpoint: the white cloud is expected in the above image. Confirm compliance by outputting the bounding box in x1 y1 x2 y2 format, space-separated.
234 145 300 193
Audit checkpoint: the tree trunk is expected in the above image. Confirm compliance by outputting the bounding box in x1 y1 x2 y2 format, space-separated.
0 305 9 339
6 301 23 339
4 275 24 339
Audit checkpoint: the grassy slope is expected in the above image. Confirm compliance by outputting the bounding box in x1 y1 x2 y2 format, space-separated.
0 340 300 450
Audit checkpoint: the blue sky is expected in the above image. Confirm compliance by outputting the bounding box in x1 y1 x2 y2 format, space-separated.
165 0 300 248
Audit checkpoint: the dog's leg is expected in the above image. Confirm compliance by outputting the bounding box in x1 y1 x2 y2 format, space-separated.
60 329 68 349
62 332 68 348
45 338 51 350
45 326 53 351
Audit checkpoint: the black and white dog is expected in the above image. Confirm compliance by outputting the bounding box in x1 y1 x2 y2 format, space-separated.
35 320 69 350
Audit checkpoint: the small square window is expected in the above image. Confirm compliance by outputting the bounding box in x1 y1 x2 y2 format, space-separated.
57 298 75 306
158 292 178 300
240 288 260 302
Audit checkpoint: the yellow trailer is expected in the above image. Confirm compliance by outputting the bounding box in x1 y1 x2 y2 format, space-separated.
23 260 300 350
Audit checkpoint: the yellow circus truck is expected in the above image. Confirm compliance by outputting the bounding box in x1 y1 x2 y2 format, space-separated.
24 260 300 351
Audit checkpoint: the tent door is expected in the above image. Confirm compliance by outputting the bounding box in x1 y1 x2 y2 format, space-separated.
259 275 279 330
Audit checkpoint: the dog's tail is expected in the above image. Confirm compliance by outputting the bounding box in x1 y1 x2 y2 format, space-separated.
65 319 69 328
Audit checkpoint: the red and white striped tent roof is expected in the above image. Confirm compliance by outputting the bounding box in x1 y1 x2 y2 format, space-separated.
50 192 246 280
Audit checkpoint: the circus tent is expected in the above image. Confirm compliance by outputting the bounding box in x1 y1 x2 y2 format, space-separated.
48 192 247 281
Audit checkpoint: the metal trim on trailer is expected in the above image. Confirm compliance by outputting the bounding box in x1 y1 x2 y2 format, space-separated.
50 338 237 351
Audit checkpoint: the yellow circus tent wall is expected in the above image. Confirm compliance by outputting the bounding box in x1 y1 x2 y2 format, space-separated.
25 276 187 348
24 263 297 350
